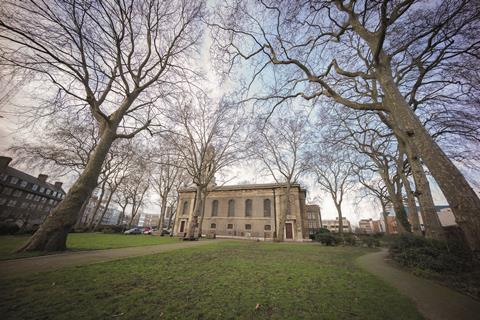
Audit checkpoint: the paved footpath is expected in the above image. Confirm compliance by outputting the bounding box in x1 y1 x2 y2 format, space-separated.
357 249 480 320
0 240 218 279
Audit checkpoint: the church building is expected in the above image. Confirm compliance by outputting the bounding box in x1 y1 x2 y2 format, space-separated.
173 183 310 241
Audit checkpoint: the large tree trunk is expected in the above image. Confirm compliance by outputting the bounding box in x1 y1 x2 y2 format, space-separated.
276 185 290 241
379 199 390 235
376 58 480 250
186 185 203 239
334 202 344 235
157 196 167 233
17 128 117 252
403 140 446 240
197 189 208 238
401 174 422 236
378 169 410 233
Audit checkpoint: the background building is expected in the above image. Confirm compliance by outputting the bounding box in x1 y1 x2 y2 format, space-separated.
305 204 322 236
138 212 160 227
174 183 309 241
357 218 385 234
321 217 352 233
0 156 66 229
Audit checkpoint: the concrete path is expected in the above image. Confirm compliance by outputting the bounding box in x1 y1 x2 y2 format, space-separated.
0 240 218 279
357 249 480 320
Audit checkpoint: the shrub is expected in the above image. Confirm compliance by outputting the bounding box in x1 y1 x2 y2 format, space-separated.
341 233 357 246
315 233 337 246
0 222 20 235
363 236 380 248
389 234 472 273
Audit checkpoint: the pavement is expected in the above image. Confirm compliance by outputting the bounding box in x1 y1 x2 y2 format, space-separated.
0 240 218 279
357 249 480 320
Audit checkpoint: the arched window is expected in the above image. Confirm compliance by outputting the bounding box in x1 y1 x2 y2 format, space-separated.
264 225 271 231
210 223 216 229
228 199 235 217
264 199 271 217
245 199 252 217
182 201 189 215
211 200 218 216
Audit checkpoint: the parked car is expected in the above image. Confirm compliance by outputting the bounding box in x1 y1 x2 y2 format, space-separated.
124 228 142 235
143 228 157 235
161 228 171 236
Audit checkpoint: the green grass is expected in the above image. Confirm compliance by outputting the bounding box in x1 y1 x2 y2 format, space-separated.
0 241 423 320
0 233 179 260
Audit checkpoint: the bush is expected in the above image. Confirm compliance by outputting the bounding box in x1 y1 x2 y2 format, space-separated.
0 222 20 235
363 236 380 248
315 233 337 246
389 234 472 273
341 233 357 246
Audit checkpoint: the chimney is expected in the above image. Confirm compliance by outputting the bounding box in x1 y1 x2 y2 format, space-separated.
38 174 48 183
54 181 63 189
0 156 12 170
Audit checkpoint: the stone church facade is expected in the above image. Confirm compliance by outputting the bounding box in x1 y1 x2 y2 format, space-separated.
173 183 309 241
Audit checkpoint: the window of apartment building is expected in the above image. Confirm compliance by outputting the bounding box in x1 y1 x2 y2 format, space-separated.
29 203 37 210
245 199 252 217
2 187 13 195
263 199 271 217
0 198 7 205
0 173 7 181
52 191 57 197
20 202 28 209
7 199 17 207
10 176 19 184
245 224 252 230
227 224 233 229
12 190 22 197
25 193 34 200
38 204 43 210
20 180 28 188
32 184 38 191
210 223 216 229
39 187 45 193
41 197 47 203
34 195 41 202
264 225 271 231
182 201 189 215
211 200 218 216
228 199 235 217
46 189 51 195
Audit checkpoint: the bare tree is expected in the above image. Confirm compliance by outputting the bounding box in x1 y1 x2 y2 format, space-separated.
312 144 356 235
151 142 185 232
0 0 205 251
166 97 243 239
250 109 312 241
211 0 480 251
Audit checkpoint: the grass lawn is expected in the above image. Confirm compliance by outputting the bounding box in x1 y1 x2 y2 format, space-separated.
0 241 423 320
0 233 179 260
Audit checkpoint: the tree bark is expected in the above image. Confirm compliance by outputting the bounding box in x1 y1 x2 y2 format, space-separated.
403 140 446 240
186 185 204 238
379 198 390 235
334 202 344 235
197 188 208 237
275 185 290 241
157 197 167 233
401 173 422 236
16 127 117 252
378 168 410 233
376 57 480 250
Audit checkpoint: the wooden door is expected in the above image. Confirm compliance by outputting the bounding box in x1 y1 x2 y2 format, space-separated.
180 221 185 233
285 223 293 239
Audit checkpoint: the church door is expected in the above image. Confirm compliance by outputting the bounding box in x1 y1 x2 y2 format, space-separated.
180 221 186 233
285 223 293 239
